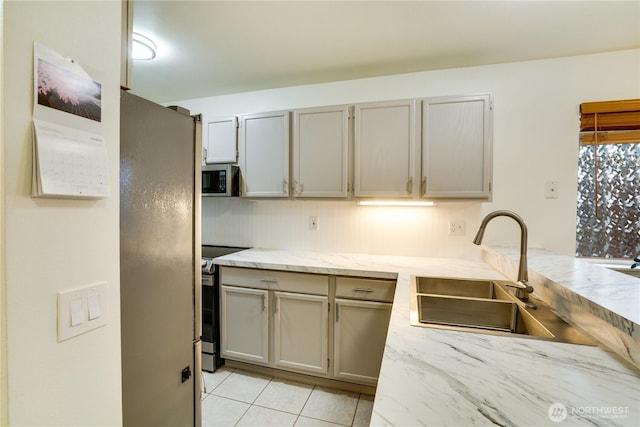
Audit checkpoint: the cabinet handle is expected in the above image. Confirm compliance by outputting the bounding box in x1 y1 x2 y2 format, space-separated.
283 179 289 196
274 296 278 314
354 288 374 293
335 302 340 322
203 147 208 162
422 177 426 195
407 177 413 194
262 294 266 312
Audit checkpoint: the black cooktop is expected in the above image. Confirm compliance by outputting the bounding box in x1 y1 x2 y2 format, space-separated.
202 245 249 259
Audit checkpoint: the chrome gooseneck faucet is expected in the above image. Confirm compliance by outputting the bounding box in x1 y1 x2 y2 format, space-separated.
473 210 534 300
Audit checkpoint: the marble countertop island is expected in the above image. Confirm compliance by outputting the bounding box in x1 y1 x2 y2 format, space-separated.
213 247 640 426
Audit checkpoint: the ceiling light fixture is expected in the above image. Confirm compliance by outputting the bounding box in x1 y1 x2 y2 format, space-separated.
357 200 436 207
132 32 157 60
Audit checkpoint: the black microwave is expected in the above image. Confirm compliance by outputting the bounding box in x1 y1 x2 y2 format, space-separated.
202 164 239 197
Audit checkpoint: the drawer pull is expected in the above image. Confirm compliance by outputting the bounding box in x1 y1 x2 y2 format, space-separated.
354 288 374 293
260 279 278 284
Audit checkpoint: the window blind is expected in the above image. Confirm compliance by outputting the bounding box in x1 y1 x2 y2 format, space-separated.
580 99 640 145
578 99 640 218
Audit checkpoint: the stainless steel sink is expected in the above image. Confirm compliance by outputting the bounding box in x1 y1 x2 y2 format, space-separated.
416 277 499 299
410 276 596 345
417 295 520 332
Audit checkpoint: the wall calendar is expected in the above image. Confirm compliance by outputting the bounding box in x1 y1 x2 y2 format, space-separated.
32 42 109 199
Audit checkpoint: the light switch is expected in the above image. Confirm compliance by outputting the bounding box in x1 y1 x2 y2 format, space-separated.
88 293 101 320
545 181 559 199
58 281 108 342
70 298 84 326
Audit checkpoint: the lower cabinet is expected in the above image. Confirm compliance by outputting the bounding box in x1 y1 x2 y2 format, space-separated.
219 267 395 386
333 299 392 385
219 285 269 364
273 291 329 374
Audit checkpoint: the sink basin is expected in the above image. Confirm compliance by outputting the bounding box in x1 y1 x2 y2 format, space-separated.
418 295 519 332
416 277 498 299
410 276 596 345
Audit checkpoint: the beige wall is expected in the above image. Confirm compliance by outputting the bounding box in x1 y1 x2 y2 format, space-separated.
1 0 6 423
174 49 640 258
2 1 122 425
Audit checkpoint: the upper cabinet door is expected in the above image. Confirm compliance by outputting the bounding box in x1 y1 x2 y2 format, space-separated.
292 105 350 198
204 116 238 164
239 111 290 198
422 94 493 199
354 99 420 197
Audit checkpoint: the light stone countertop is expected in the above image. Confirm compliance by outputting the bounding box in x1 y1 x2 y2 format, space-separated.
213 248 640 426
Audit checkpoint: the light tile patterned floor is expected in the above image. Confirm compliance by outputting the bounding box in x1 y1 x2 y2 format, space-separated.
201 367 374 427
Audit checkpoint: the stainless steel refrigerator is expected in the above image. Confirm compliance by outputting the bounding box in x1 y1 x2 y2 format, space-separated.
120 90 202 426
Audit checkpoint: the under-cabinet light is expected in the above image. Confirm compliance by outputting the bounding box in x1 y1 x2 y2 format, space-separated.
357 200 436 207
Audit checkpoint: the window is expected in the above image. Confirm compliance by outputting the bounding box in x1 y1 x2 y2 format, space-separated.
576 99 640 259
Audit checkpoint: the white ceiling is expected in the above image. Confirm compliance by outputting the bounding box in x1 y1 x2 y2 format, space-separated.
130 0 640 103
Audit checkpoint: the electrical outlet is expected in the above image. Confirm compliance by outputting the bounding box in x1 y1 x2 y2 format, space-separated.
449 221 466 236
309 216 319 230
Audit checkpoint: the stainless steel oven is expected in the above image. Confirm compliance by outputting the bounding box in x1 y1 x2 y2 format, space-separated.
201 259 216 372
201 245 248 372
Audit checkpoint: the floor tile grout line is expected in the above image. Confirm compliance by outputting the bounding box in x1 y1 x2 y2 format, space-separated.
249 374 274 406
300 384 358 427
251 402 303 417
201 367 236 395
207 393 255 407
232 399 252 427
297 383 317 418
209 370 274 406
349 393 364 427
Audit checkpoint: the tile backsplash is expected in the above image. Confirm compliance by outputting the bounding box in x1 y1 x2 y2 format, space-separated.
202 198 484 258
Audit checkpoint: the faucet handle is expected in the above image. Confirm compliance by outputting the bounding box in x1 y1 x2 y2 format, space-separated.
506 281 534 293
506 280 534 300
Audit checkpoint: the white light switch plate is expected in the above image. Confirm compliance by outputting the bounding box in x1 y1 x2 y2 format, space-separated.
57 282 108 342
545 181 559 199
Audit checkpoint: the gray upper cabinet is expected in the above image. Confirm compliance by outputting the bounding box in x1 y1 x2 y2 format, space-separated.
238 111 290 198
354 100 420 197
204 116 238 164
421 94 493 199
230 94 492 201
292 105 350 198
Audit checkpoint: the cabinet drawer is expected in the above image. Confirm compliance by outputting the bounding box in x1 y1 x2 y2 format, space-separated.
336 277 395 302
220 266 329 295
